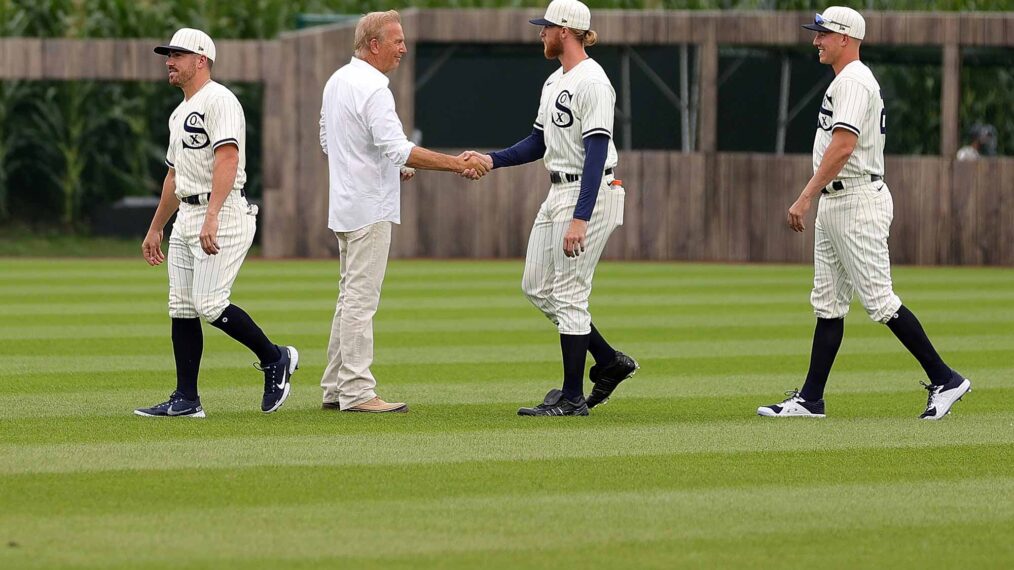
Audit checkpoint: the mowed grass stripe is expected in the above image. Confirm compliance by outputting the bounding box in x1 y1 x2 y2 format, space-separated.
2 444 1007 516
1 478 1010 569
7 269 1014 297
6 287 1014 316
3 388 1008 446
4 371 1010 421
3 322 1013 356
3 335 1010 374
5 348 1009 396
3 412 1010 474
5 304 1014 339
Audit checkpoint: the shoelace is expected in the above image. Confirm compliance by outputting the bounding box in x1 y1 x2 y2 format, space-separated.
254 362 281 393
781 389 803 404
920 381 940 409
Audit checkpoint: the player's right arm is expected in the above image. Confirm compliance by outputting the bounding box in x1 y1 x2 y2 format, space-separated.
142 168 180 266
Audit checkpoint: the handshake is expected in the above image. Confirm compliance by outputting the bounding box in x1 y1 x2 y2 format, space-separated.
455 151 493 181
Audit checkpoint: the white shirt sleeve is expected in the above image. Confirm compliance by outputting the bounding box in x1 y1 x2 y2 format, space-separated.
364 87 415 167
319 103 328 156
575 80 615 139
830 80 869 137
205 95 244 150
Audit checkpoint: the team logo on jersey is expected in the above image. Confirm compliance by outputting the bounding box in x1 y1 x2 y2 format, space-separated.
817 106 833 131
552 90 574 128
182 112 210 149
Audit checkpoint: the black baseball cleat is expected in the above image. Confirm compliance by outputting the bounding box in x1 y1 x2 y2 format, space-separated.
919 372 971 420
134 391 205 418
757 389 826 418
518 389 589 416
257 345 299 413
586 351 639 408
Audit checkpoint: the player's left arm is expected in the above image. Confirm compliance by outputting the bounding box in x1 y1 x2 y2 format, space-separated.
200 96 243 255
563 80 615 257
563 134 609 258
200 144 239 255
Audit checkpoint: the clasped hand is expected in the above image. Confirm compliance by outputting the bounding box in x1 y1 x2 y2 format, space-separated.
457 151 493 181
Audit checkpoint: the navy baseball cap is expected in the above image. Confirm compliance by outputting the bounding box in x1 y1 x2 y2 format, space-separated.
802 7 866 40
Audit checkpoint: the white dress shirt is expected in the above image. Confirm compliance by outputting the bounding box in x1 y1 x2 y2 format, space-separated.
320 57 415 232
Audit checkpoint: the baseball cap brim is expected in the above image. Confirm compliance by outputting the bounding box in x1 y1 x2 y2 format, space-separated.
154 45 198 56
529 17 557 26
801 23 835 33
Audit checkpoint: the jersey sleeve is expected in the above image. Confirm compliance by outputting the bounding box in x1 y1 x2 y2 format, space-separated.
574 80 615 139
165 117 176 168
205 95 245 150
830 80 869 136
534 73 560 132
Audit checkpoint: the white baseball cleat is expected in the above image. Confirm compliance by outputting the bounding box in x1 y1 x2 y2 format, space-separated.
757 390 826 418
919 375 971 420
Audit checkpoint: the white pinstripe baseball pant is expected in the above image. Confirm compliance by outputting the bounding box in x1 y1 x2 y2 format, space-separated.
522 180 625 335
811 182 902 323
167 192 257 321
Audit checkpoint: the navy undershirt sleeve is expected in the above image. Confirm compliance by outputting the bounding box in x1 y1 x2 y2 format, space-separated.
489 128 546 169
574 134 610 221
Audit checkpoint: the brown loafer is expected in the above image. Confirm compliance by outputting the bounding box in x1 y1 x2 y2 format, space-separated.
321 401 341 410
342 397 408 413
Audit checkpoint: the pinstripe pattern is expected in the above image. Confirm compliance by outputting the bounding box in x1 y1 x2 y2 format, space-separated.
523 57 624 335
165 80 253 322
812 61 885 179
167 193 256 321
809 60 900 324
535 59 618 175
522 181 624 335
166 81 247 200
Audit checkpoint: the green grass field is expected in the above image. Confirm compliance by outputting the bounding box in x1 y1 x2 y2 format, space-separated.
1 258 1012 569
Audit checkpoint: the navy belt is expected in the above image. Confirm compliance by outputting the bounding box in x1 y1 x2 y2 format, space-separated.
550 168 613 184
181 189 245 205
822 174 882 194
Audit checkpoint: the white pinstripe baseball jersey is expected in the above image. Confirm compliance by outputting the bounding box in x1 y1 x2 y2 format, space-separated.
165 81 247 199
813 60 885 178
534 58 618 174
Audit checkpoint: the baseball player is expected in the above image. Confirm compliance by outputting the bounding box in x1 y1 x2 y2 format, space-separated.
135 28 297 418
466 0 638 416
758 7 971 420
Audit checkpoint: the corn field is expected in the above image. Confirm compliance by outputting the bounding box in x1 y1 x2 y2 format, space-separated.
0 0 1010 228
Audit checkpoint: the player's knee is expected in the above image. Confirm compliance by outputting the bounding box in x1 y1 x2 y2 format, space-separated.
168 306 199 319
556 312 591 336
521 281 549 307
194 295 228 322
168 292 198 319
864 295 902 324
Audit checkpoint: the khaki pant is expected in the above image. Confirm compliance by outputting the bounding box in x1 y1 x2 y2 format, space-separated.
320 221 392 409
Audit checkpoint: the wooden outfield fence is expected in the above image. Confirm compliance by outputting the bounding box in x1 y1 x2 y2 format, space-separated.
1 10 1012 264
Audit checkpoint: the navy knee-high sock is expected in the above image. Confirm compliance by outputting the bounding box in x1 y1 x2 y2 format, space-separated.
885 305 952 384
172 317 203 401
561 334 590 401
588 323 617 366
210 304 281 365
799 318 844 402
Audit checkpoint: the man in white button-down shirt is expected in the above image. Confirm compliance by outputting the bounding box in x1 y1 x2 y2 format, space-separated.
319 10 487 413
